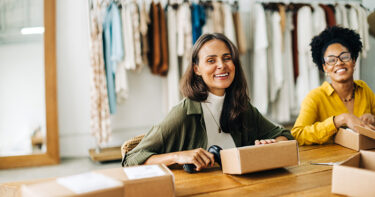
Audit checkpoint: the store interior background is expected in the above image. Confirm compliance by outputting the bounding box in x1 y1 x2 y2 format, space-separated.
57 0 375 158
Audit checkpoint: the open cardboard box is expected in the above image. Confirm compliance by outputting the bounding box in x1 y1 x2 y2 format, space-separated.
20 164 175 197
332 150 375 196
220 140 299 174
334 126 375 151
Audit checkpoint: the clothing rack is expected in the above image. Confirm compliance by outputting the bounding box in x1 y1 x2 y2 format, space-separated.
255 0 362 3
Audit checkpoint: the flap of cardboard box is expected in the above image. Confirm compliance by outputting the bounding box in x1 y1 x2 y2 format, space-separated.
355 126 375 140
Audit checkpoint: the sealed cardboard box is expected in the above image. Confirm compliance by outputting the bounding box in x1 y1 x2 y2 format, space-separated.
220 140 299 174
334 126 375 151
20 172 124 197
96 164 175 197
332 150 375 196
20 164 175 197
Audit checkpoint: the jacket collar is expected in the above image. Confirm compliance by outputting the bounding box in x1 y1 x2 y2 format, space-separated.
185 98 203 115
322 80 363 96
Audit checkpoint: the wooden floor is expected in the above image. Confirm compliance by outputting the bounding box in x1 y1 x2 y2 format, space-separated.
1 144 357 196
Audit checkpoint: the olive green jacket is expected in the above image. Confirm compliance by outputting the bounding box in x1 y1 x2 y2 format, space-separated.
124 98 294 166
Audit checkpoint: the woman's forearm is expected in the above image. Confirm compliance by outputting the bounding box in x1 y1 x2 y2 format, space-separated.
143 152 177 166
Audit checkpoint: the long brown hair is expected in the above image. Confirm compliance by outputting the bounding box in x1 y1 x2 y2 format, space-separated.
180 33 250 133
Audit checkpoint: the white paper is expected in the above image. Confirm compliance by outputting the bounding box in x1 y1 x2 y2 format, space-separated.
123 165 166 180
56 172 122 194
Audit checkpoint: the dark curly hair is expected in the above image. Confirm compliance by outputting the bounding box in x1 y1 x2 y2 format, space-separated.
180 33 249 134
310 26 363 72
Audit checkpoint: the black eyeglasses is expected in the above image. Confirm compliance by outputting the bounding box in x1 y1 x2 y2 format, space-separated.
324 52 352 66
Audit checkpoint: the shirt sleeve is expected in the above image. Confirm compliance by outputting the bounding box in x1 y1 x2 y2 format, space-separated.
291 94 337 145
123 125 165 166
368 85 375 115
251 105 294 140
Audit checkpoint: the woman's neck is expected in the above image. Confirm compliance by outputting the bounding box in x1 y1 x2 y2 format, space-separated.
331 79 355 99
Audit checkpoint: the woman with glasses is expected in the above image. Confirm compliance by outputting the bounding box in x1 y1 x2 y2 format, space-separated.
292 26 375 145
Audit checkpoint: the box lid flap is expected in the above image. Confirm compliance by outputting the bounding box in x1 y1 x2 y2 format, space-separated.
355 126 375 140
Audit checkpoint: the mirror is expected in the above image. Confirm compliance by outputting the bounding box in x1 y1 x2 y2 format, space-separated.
0 0 59 168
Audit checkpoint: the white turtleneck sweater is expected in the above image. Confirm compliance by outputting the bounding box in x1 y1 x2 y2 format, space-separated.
201 92 236 149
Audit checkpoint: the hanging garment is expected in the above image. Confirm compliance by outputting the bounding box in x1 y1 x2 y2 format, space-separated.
192 3 206 44
158 3 169 76
130 0 143 71
177 2 192 73
89 1 112 146
320 4 336 27
351 3 370 80
361 6 370 58
252 3 269 115
348 4 361 80
223 3 237 45
270 10 283 103
202 5 214 34
147 2 161 75
233 11 247 54
283 10 298 120
167 5 181 110
140 0 150 66
121 2 135 71
335 3 350 28
291 6 300 82
212 2 224 34
116 1 134 103
312 3 327 36
103 2 124 114
264 9 283 107
269 7 291 123
296 6 320 106
354 4 370 58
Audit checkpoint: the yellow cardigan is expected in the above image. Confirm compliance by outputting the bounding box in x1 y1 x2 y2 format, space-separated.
292 80 375 145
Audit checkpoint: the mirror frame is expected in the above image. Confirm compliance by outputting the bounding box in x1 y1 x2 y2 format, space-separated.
0 0 59 169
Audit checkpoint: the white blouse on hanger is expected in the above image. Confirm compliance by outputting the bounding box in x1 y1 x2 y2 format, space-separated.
252 3 269 115
167 5 181 110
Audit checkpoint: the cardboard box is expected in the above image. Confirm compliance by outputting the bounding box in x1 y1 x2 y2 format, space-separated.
332 150 375 196
20 172 124 197
220 140 299 174
20 164 175 197
334 126 375 151
96 164 175 197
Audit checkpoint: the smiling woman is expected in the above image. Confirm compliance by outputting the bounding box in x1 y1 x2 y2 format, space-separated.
292 26 375 146
193 39 235 96
123 33 293 171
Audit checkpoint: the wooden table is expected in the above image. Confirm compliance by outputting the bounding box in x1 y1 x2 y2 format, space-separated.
0 144 357 197
171 144 356 197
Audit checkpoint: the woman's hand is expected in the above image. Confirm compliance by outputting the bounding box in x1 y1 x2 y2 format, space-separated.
255 139 276 145
255 136 288 145
174 148 215 171
360 113 375 126
334 113 375 131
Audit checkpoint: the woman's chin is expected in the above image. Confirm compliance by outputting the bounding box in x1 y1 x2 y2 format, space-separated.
331 75 354 83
